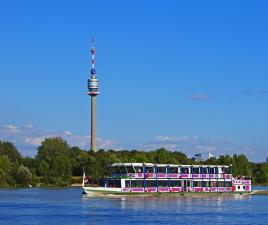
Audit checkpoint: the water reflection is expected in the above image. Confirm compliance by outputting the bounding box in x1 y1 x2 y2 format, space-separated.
82 193 252 212
81 194 258 224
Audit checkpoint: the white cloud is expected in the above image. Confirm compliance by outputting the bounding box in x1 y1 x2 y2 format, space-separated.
25 136 48 146
25 124 34 128
0 124 119 156
3 124 19 133
64 131 72 136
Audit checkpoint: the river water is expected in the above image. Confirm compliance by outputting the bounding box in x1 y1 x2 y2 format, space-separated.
0 187 267 225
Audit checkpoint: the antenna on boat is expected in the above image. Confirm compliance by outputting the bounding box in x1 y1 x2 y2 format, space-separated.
82 172 85 187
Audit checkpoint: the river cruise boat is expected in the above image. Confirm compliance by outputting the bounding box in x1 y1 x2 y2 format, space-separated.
82 163 251 195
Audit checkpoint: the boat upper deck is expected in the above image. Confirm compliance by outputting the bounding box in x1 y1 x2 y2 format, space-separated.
107 163 233 178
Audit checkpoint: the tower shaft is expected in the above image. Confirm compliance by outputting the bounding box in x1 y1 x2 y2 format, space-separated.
91 96 96 151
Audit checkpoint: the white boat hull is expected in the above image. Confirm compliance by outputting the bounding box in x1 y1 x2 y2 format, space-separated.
83 186 122 195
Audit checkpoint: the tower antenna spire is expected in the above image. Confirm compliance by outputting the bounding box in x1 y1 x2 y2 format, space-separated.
91 37 95 71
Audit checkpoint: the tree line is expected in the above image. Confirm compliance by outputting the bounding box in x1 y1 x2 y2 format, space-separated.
0 137 267 187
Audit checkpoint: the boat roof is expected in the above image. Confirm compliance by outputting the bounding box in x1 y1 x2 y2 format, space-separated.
108 163 229 168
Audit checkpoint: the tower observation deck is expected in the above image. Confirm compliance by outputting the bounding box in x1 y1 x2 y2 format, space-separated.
87 38 99 152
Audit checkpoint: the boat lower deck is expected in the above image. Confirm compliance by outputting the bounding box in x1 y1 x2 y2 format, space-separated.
83 188 268 197
83 186 268 196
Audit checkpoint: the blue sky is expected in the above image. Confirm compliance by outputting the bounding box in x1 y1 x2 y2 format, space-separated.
0 1 268 161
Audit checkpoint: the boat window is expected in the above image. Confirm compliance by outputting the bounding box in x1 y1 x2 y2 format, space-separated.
157 167 166 173
209 168 215 174
219 181 225 187
187 181 191 187
211 181 217 187
201 168 207 174
125 166 135 173
131 180 144 187
243 186 245 189
169 167 178 173
226 182 232 187
120 166 127 174
225 167 231 174
170 180 181 187
193 181 202 187
114 166 122 174
192 168 200 174
125 180 131 188
181 167 189 173
146 167 154 173
158 180 169 187
215 168 219 174
108 179 121 188
146 180 157 187
238 185 240 189
134 167 143 173
202 181 210 187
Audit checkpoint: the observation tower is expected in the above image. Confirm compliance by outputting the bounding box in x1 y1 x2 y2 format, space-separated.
87 38 99 152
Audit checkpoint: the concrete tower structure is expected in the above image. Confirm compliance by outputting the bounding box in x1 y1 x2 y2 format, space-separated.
87 38 99 152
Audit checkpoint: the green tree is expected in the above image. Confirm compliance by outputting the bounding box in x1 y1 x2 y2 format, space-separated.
217 155 232 165
205 157 217 165
0 156 11 186
258 163 268 184
50 155 72 182
171 151 189 164
69 147 90 176
22 157 36 174
0 141 21 163
39 160 50 177
154 148 171 163
16 165 32 186
236 154 251 176
35 137 72 185
36 137 70 164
